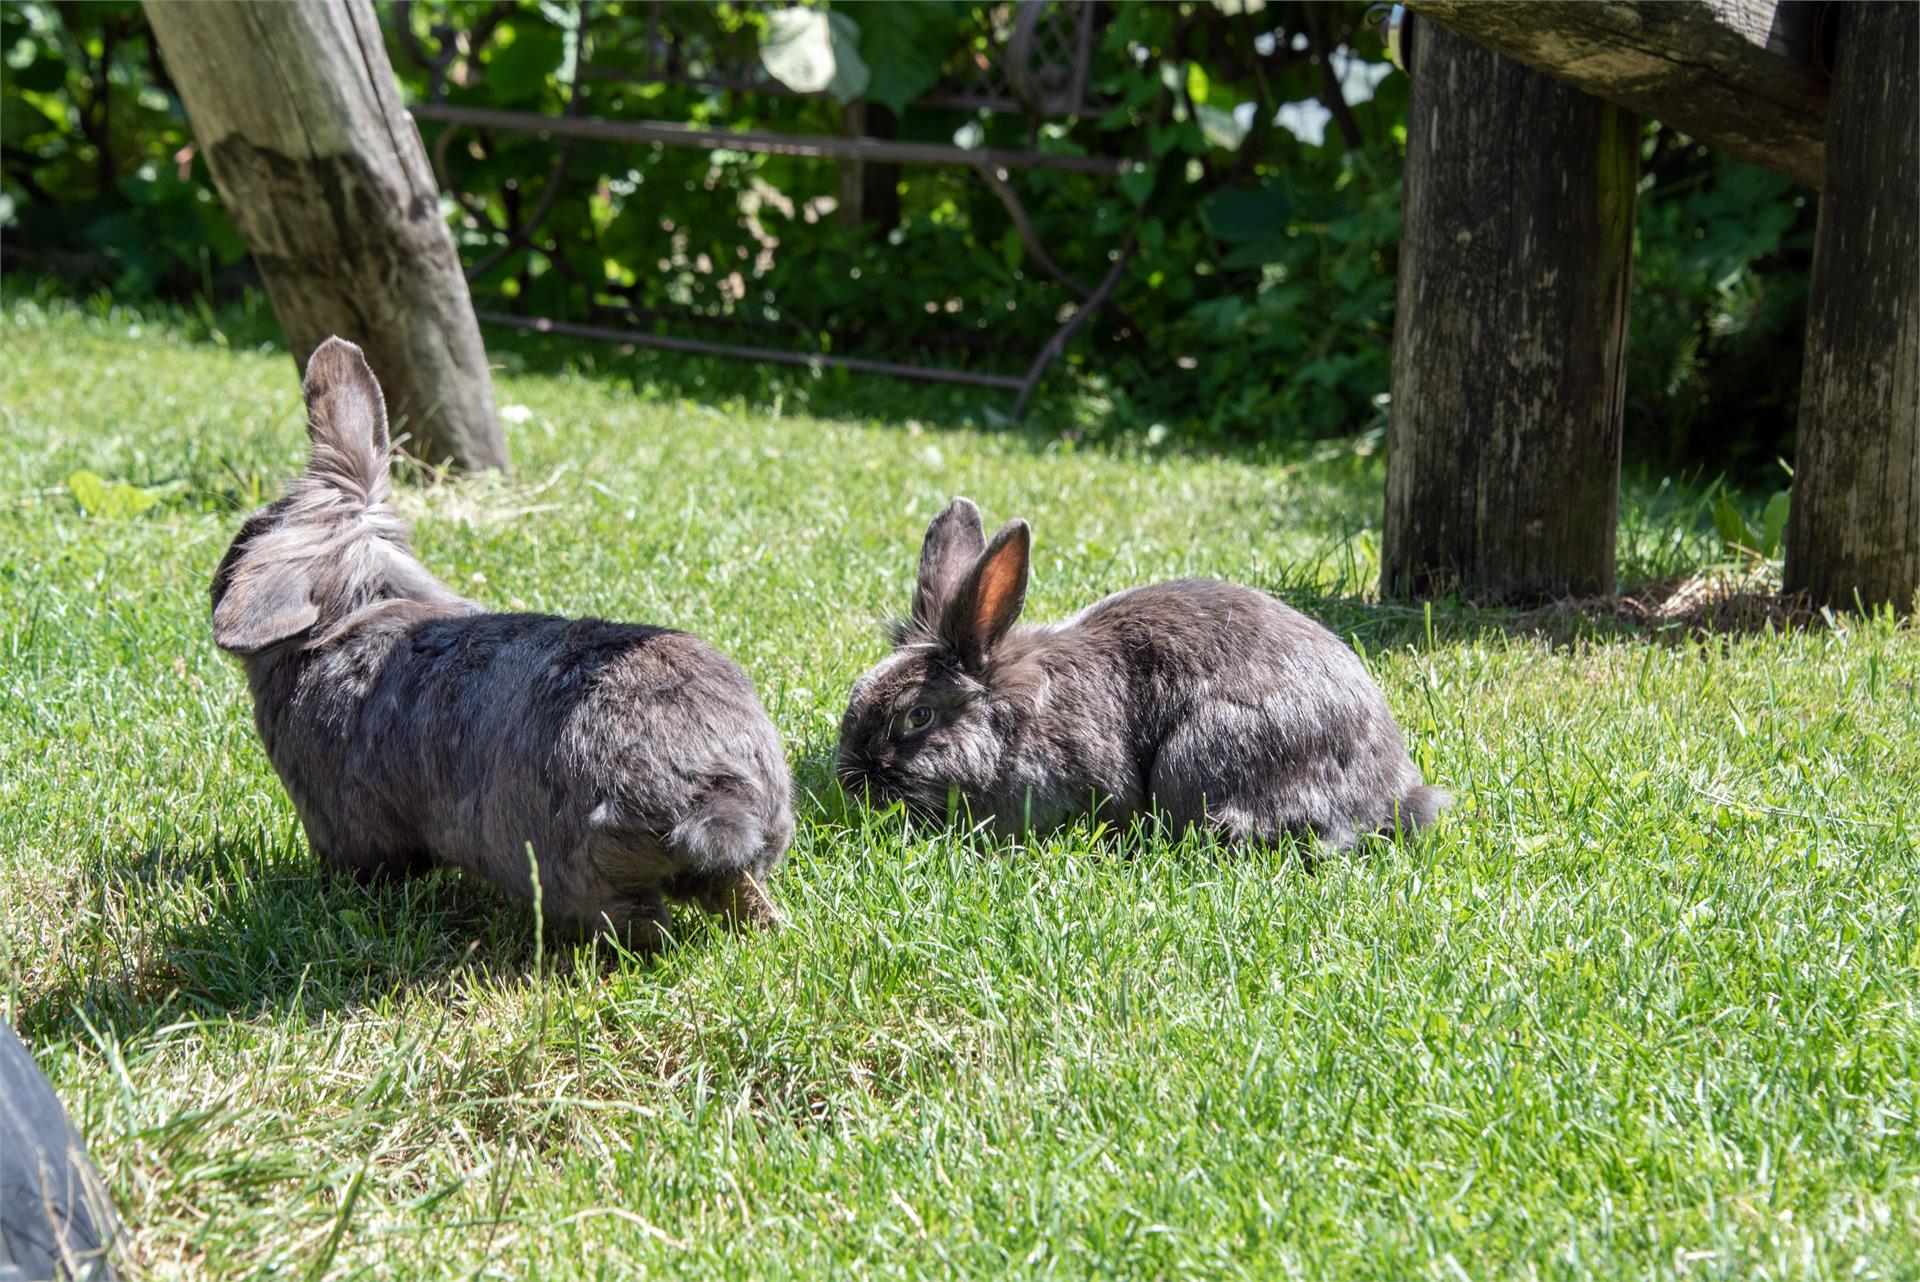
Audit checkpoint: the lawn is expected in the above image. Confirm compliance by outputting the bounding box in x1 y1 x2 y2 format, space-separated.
2 301 1916 1281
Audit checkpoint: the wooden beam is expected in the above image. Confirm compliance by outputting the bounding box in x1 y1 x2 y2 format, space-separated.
144 0 510 473
475 312 1028 391
1383 21 1639 603
1783 1 1920 611
1404 0 1829 188
408 103 1132 175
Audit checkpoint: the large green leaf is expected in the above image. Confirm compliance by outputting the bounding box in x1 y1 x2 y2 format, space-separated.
1118 164 1158 208
1713 491 1754 555
1195 104 1249 151
1202 184 1292 244
761 8 869 103
486 20 564 104
856 1 955 113
1760 490 1791 558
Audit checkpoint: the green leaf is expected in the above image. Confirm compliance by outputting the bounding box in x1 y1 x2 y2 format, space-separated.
761 8 869 103
1118 164 1157 207
113 482 159 519
1202 184 1291 244
200 205 250 266
1712 493 1754 555
1196 103 1248 151
857 1 955 113
68 470 158 519
82 210 142 252
1220 242 1277 270
1148 118 1211 158
1185 61 1211 106
67 470 109 517
487 20 564 104
998 225 1024 274
1760 489 1790 558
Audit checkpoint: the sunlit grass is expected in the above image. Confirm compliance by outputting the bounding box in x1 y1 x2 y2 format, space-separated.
2 302 1916 1280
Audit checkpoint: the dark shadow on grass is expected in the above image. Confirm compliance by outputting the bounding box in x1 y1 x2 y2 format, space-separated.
7 277 1037 437
445 328 1348 468
3 278 1353 468
1270 572 1840 655
14 838 703 1046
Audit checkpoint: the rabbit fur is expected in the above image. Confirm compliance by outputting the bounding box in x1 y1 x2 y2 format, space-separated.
211 337 791 945
837 498 1448 849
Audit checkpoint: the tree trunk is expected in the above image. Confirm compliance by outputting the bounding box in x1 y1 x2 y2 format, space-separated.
1783 1 1920 611
1382 19 1639 603
143 0 509 473
1404 0 1829 189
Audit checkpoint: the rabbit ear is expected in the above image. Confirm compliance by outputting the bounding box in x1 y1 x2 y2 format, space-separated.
301 337 389 499
912 497 986 635
943 518 1029 669
212 561 318 655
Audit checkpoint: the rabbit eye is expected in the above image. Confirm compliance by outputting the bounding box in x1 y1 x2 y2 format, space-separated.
894 704 936 737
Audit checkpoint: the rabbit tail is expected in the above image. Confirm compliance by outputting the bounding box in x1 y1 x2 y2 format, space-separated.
670 772 794 876
1396 784 1452 831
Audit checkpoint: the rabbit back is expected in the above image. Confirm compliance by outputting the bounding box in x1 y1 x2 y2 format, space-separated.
256 611 791 931
1062 579 1440 847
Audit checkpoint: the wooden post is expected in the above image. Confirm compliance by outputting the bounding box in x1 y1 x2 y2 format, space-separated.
862 105 902 234
1783 1 1919 612
836 103 901 236
837 101 869 231
144 0 510 473
1383 19 1639 602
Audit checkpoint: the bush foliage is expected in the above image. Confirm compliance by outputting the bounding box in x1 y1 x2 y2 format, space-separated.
2 0 1810 470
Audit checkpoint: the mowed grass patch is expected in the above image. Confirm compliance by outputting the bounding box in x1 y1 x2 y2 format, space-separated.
2 303 1917 1280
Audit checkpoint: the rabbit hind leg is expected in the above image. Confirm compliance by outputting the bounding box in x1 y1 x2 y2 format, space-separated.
579 896 672 953
539 824 679 950
1147 704 1341 850
314 843 436 886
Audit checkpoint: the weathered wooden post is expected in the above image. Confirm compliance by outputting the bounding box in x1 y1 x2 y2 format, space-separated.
1382 18 1639 601
144 0 510 473
1783 1 1919 611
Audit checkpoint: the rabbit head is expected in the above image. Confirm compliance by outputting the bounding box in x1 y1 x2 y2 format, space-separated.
836 498 1034 815
211 338 465 657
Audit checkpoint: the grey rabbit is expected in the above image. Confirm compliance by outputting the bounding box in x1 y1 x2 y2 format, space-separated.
838 498 1448 848
211 337 791 945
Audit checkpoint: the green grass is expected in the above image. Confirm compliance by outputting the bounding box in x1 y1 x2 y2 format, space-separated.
2 300 1917 1281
